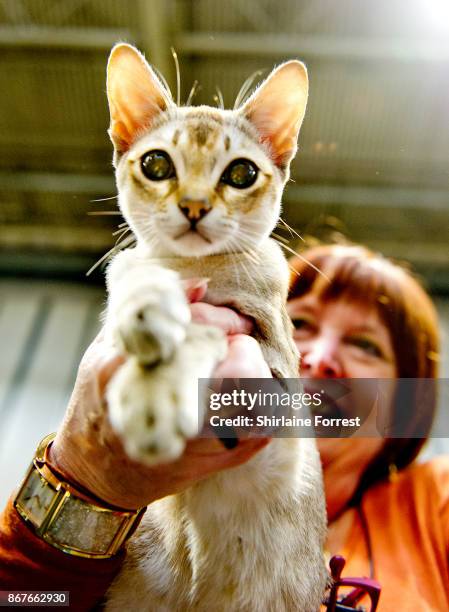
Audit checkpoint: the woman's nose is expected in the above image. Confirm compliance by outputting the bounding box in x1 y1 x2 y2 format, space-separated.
300 340 343 378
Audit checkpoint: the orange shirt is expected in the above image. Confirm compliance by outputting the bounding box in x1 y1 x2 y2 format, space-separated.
339 456 449 611
0 495 123 610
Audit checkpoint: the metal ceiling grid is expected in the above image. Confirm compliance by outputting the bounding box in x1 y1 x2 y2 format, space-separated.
0 0 447 286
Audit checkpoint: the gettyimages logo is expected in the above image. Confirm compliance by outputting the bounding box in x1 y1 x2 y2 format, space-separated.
197 378 446 439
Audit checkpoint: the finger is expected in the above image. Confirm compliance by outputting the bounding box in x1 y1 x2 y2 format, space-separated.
88 328 105 344
190 303 253 335
182 278 209 303
214 334 272 379
97 354 126 395
79 336 126 394
185 437 271 468
209 437 272 471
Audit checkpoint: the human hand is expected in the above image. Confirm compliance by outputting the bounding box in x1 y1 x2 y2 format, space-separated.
49 280 271 510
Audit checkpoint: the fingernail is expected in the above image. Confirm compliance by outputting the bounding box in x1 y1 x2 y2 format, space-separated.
219 435 239 450
184 278 210 303
184 277 210 290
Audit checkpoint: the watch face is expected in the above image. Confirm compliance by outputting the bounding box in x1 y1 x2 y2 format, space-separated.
46 495 125 555
16 468 57 528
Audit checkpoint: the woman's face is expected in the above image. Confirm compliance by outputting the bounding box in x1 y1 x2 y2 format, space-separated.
287 293 398 517
287 294 397 379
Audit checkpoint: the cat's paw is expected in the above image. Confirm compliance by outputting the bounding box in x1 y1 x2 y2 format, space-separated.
107 324 227 465
107 358 197 465
114 278 190 365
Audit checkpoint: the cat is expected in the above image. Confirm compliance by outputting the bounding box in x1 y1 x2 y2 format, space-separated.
102 43 327 611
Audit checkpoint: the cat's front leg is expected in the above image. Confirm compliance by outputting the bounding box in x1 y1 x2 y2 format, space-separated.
105 250 227 465
105 249 190 365
107 323 227 465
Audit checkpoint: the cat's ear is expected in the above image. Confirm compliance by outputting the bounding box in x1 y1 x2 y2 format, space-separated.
107 43 172 154
241 61 308 169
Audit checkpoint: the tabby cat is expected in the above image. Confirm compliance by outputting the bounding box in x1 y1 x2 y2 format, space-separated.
103 43 327 611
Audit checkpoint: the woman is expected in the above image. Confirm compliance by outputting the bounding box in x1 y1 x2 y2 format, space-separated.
1 246 447 611
288 244 448 611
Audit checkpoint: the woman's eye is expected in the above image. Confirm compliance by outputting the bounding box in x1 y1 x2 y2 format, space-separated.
141 150 176 181
292 318 316 333
348 337 383 358
221 158 258 189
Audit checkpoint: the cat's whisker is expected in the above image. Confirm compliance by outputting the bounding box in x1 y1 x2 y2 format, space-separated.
233 69 265 110
86 222 135 276
240 245 261 265
90 195 119 203
186 80 199 106
226 238 250 285
233 225 267 246
151 66 174 104
271 232 290 245
226 235 266 295
86 234 135 277
248 245 262 262
238 254 262 293
138 224 159 251
233 237 261 259
271 237 331 282
241 256 265 292
170 47 181 107
86 249 116 276
215 86 225 110
288 263 302 278
224 241 242 290
278 217 305 243
229 227 316 290
112 226 131 238
241 248 268 289
238 224 312 273
88 211 122 216
117 234 136 248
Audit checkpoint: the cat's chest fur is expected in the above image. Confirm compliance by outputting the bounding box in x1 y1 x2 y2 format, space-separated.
106 441 326 612
136 237 299 378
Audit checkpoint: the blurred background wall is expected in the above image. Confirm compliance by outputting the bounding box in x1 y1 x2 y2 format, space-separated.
0 0 448 504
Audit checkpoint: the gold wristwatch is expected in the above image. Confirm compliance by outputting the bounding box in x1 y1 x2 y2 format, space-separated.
14 433 146 559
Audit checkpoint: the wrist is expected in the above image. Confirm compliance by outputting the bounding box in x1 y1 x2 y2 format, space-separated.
49 431 161 510
47 439 120 509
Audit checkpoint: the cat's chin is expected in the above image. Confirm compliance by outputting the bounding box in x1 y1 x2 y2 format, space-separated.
163 231 224 258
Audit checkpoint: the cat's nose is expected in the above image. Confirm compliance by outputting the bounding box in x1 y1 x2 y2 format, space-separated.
178 198 211 224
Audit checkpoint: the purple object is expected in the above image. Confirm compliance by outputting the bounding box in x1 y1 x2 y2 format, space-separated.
323 555 381 611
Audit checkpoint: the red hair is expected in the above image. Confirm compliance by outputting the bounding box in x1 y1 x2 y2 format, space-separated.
289 244 440 496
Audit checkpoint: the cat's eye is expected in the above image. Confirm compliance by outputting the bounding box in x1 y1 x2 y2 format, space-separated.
141 150 176 181
221 158 258 189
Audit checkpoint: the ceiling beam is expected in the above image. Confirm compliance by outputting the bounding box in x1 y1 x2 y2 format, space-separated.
0 171 114 194
284 184 449 212
0 26 131 50
176 32 449 62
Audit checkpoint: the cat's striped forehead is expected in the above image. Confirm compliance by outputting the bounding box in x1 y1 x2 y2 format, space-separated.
153 106 257 155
